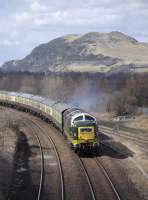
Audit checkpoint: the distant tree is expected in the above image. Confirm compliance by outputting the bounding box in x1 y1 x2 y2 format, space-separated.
109 90 137 116
125 74 148 107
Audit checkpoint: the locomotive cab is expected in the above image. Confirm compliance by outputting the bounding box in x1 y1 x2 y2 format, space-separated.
64 111 99 152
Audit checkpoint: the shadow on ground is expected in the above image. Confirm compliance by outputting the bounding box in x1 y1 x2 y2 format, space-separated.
0 156 13 200
7 130 35 200
79 132 134 159
98 142 133 159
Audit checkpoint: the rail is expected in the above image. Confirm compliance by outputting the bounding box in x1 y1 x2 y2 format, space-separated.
95 158 121 200
23 120 44 200
28 118 65 200
78 158 96 200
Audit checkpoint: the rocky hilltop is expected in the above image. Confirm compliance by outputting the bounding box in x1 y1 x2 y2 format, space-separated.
1 31 148 74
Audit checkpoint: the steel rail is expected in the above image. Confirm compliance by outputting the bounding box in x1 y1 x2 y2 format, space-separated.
23 120 44 200
28 119 65 200
101 129 148 147
78 158 96 200
100 126 148 144
95 158 121 200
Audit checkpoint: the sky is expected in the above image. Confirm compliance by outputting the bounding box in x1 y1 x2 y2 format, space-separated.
0 0 148 64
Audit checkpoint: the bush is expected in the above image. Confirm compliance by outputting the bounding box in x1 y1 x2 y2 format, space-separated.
109 91 137 116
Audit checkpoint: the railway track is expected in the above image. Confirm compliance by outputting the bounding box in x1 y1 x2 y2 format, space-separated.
94 158 121 200
78 156 121 200
78 158 96 200
24 122 44 200
23 118 65 200
100 126 148 145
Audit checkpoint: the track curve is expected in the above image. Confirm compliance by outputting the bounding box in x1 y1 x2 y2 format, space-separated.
23 118 65 200
94 158 121 200
79 158 96 200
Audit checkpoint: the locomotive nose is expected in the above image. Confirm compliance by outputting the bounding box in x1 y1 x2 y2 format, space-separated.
78 127 95 141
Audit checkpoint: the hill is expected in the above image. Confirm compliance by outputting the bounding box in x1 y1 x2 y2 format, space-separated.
1 31 148 74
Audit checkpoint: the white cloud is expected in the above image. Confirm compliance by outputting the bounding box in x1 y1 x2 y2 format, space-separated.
14 12 33 22
0 39 19 47
29 1 47 12
1 40 12 47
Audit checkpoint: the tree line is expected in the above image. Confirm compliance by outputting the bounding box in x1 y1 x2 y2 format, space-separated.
0 72 147 116
107 74 148 115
